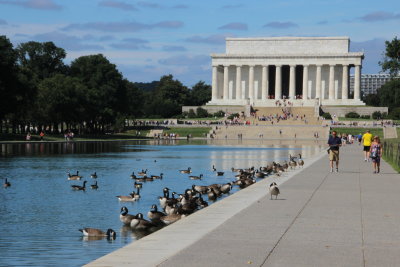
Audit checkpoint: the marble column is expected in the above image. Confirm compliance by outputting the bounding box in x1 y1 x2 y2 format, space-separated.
328 65 335 100
354 65 361 100
249 65 254 101
211 65 218 100
275 65 282 99
289 65 296 99
315 65 322 100
342 65 348 99
302 65 309 100
223 65 229 100
236 65 242 100
261 65 268 100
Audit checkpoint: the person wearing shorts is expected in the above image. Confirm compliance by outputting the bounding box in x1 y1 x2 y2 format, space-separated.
362 130 373 161
327 131 342 172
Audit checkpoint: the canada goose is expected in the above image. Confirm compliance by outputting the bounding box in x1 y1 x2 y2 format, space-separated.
3 178 11 188
282 161 289 171
269 182 280 200
71 181 87 191
159 187 173 208
298 154 304 167
212 165 217 172
189 174 203 180
130 213 156 230
116 192 136 202
135 176 146 182
151 173 163 179
120 206 136 225
165 203 179 215
67 171 82 180
231 167 242 172
160 213 185 225
192 184 208 194
289 160 297 169
255 170 265 178
220 183 232 194
132 187 141 200
216 171 224 176
130 172 137 179
138 169 148 176
79 228 116 239
90 181 98 190
90 172 97 179
207 188 217 201
147 204 166 221
144 175 154 182
179 167 192 174
134 181 142 189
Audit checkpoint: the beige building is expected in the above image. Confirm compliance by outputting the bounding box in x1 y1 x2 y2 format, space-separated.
207 37 365 107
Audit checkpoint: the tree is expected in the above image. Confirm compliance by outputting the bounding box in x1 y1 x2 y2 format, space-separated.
16 41 67 81
379 36 400 77
189 81 211 106
363 93 380 106
378 79 400 111
70 54 126 125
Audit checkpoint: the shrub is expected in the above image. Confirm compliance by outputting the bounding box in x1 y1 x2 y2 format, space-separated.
345 112 360 118
227 113 240 120
389 108 400 120
361 115 371 119
322 112 332 119
187 109 196 118
372 111 382 119
196 107 209 118
213 110 225 117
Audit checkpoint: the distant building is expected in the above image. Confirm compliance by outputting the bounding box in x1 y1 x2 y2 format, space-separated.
350 74 392 96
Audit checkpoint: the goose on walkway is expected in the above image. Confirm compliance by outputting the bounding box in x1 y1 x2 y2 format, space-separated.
67 171 82 180
120 206 136 225
130 213 156 230
179 167 192 174
269 182 280 200
189 174 203 180
90 172 97 179
71 181 87 191
3 178 11 188
90 181 98 190
79 228 116 239
298 154 304 167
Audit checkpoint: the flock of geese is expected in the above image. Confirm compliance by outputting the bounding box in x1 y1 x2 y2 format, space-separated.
3 153 304 239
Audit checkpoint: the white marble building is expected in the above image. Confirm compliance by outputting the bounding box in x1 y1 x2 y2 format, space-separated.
207 37 365 107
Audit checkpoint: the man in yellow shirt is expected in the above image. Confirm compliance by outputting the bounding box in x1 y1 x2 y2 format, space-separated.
362 130 373 161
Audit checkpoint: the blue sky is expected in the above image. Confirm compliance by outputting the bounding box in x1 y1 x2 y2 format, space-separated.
1 0 399 86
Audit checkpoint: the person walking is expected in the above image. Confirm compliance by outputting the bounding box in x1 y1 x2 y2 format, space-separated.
362 130 373 161
370 136 383 173
327 130 342 172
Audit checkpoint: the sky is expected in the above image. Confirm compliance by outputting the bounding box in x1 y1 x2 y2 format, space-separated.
1 0 399 86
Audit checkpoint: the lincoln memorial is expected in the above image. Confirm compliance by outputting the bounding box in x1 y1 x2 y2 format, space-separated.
207 37 366 107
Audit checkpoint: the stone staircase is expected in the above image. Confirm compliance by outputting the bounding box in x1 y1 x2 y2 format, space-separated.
383 127 398 139
248 106 321 125
147 129 164 138
211 125 329 140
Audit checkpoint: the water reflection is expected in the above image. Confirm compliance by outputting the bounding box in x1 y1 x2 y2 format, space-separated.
0 140 324 267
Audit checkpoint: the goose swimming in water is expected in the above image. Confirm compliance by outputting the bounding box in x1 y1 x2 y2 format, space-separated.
189 174 203 180
67 171 82 180
3 178 11 188
90 181 98 190
147 204 166 222
179 167 192 174
120 206 136 225
116 192 136 202
71 181 87 191
130 213 156 230
137 169 148 176
79 228 116 239
90 172 97 179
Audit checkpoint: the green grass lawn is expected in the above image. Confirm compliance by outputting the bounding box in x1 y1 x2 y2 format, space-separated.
338 117 374 121
331 127 383 137
382 138 400 173
163 127 211 138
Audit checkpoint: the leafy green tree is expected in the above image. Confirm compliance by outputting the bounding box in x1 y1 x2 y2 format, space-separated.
70 54 126 125
189 81 211 106
124 79 144 118
16 41 67 81
363 93 380 106
378 79 400 111
379 37 400 77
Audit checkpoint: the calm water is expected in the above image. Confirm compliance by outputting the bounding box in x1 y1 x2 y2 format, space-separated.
0 140 323 266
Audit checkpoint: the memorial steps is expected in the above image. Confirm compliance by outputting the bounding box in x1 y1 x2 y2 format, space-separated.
249 106 320 125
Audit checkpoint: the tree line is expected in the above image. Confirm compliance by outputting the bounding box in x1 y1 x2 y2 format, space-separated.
0 35 211 135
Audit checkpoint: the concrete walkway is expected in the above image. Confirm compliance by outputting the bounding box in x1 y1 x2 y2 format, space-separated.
87 144 400 267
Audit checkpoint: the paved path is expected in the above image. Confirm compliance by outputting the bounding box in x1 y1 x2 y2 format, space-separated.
87 144 400 267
